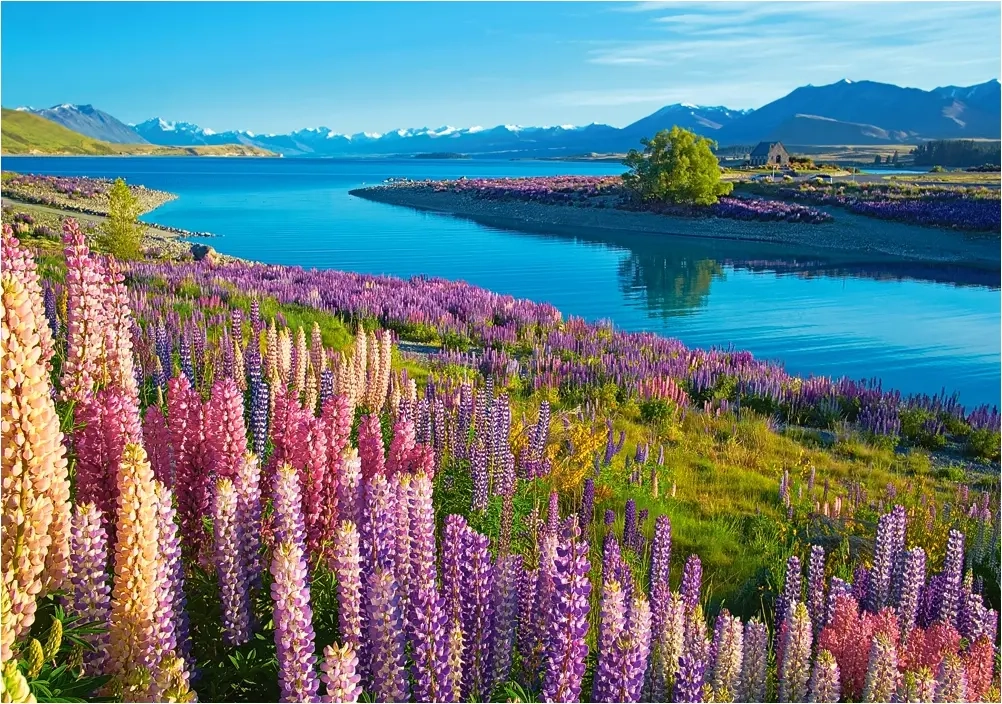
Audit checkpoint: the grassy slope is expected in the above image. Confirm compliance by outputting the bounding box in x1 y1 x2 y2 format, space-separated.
1 108 274 156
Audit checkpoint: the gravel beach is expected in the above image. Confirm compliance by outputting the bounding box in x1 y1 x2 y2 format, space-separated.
351 184 1001 271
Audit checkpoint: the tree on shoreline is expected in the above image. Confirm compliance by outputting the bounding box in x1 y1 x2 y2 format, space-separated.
99 178 143 260
623 126 733 206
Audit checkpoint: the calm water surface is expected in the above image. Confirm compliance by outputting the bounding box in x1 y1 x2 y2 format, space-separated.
5 156 999 407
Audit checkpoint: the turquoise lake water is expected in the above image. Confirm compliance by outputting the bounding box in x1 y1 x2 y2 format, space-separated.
5 156 999 408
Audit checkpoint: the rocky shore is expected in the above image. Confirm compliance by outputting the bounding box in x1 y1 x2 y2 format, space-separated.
351 183 1001 270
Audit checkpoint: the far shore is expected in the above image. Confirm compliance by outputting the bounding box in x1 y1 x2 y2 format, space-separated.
350 184 1001 271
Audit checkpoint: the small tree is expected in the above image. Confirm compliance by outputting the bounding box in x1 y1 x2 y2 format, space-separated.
99 178 144 260
622 126 733 206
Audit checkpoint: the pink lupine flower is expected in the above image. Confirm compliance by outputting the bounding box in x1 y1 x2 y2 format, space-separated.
60 219 109 404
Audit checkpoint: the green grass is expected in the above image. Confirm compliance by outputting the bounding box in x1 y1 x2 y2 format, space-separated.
1 108 275 156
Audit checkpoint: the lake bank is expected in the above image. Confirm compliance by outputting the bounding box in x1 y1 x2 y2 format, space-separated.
350 183 1001 271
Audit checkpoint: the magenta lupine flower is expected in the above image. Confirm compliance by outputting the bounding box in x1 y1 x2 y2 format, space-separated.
332 521 366 683
407 476 450 701
776 556 802 631
542 518 592 703
673 653 706 703
807 545 827 634
68 503 111 675
460 526 495 700
321 643 362 703
143 405 174 487
490 554 521 691
366 566 410 702
738 619 768 703
358 414 386 481
270 539 320 702
167 375 208 552
898 547 926 636
937 529 964 625
206 378 248 480
709 610 743 701
302 415 330 559
861 633 899 702
807 649 841 703
778 603 812 702
680 554 702 610
386 414 416 476
213 478 252 646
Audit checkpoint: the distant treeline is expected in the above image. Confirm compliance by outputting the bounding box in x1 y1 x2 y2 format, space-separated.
912 140 1001 167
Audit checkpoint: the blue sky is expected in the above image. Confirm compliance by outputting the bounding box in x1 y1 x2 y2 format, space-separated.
2 1 998 134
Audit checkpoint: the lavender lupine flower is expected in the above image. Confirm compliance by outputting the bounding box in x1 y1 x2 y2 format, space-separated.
709 610 743 702
599 593 653 703
490 554 521 692
271 539 320 703
934 653 967 702
852 565 871 609
650 514 672 589
214 478 252 646
471 441 488 512
542 518 592 703
861 633 899 703
460 527 495 700
807 545 827 634
593 577 628 701
273 464 306 548
392 475 412 617
580 478 595 530
235 453 263 589
807 649 841 703
776 556 802 631
407 474 450 702
604 508 616 527
319 368 335 408
738 619 768 703
937 529 964 625
516 566 540 686
42 280 58 338
898 547 926 636
673 654 706 703
366 566 409 702
332 522 366 683
682 604 710 678
546 490 560 537
179 333 194 383
441 515 467 625
680 555 703 610
155 323 172 382
870 507 906 611
321 643 362 703
778 603 812 703
68 503 111 675
623 499 638 550
152 483 191 685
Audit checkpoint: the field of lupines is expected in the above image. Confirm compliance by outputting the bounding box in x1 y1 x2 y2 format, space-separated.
1 171 176 218
2 218 1000 703
416 176 834 224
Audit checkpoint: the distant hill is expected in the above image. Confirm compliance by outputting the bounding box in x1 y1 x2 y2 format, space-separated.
1 109 275 156
26 104 148 144
19 79 1001 156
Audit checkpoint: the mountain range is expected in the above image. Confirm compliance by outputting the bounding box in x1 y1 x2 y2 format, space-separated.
16 78 1000 157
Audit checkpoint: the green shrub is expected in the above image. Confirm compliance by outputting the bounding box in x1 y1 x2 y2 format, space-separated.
965 428 1001 462
622 126 733 205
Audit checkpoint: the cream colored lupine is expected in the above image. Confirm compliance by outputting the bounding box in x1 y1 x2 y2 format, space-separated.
151 655 196 703
1 226 54 369
108 443 160 694
265 321 280 382
0 659 36 703
1 274 72 661
293 327 308 398
303 362 319 416
351 328 367 405
310 322 326 375
363 330 392 411
232 336 246 393
278 328 293 387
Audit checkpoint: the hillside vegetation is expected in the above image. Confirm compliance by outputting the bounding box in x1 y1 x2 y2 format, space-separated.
1 108 274 156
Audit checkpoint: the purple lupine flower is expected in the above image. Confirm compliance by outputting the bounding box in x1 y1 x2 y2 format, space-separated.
623 499 638 550
235 453 263 589
738 619 768 703
460 526 495 700
650 514 672 589
861 633 899 703
516 566 541 686
597 593 652 703
332 521 366 682
604 508 616 526
898 547 926 636
682 604 710 676
542 518 592 703
68 503 111 675
957 583 994 643
441 515 467 625
490 554 521 692
407 474 450 702
362 474 396 572
392 474 412 619
580 478 595 530
869 506 905 611
152 483 192 683
546 490 561 537
593 577 628 702
213 478 252 646
42 280 58 338
673 653 706 703
155 323 172 382
852 565 870 609
319 368 334 408
338 456 361 527
886 505 908 605
366 566 409 702
709 610 743 701
778 603 812 703
271 540 320 703
934 654 967 702
179 332 194 383
321 643 361 703
250 379 269 457
680 555 703 610
776 556 802 630
471 441 488 512
937 529 965 625
807 545 826 635
807 649 840 703
273 464 306 548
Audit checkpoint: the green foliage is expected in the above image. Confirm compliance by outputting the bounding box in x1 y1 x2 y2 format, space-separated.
965 428 1002 462
622 126 733 205
913 140 1001 167
97 179 144 261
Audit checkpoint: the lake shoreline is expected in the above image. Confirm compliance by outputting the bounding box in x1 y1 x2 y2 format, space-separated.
350 184 1001 272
